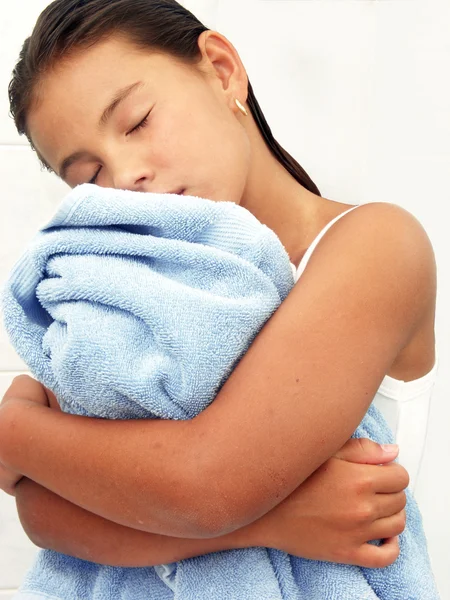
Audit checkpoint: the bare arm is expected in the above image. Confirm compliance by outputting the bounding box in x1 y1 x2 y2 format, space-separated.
15 439 407 569
14 477 256 567
0 203 435 538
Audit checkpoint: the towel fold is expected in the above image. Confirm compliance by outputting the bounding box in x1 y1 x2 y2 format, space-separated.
2 184 440 599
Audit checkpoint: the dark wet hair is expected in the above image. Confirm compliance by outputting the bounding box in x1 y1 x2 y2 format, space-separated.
8 0 321 195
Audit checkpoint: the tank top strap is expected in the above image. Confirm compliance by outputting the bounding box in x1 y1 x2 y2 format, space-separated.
294 204 361 281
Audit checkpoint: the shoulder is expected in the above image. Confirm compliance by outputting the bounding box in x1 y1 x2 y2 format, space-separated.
307 201 435 285
342 202 434 290
344 200 431 242
322 201 433 253
295 201 436 341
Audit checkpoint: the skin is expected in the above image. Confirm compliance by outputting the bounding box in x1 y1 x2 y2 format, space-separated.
0 30 436 567
28 32 353 264
1 382 405 569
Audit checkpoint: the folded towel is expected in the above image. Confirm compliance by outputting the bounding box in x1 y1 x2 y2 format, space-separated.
2 184 440 600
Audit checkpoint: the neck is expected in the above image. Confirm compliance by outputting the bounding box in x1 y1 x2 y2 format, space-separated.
239 131 333 266
238 115 356 267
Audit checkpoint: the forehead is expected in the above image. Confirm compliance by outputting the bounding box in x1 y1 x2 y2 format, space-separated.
27 37 197 169
32 36 189 116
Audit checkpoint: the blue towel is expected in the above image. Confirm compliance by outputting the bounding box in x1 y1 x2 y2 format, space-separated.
2 184 440 600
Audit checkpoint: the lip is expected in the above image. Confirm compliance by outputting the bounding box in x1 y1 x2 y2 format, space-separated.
168 188 185 196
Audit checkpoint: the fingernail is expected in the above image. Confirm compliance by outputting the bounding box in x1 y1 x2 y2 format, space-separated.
381 444 399 454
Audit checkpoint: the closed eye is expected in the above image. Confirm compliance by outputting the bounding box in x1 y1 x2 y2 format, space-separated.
87 110 152 184
89 166 102 185
127 110 151 136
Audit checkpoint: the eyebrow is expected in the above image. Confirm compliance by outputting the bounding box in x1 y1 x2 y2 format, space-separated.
58 80 144 180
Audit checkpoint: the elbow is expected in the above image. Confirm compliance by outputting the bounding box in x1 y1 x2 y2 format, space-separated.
182 464 278 538
184 483 257 539
170 428 264 538
184 512 240 539
188 474 290 537
190 507 237 539
160 480 242 538
162 497 235 539
199 504 259 539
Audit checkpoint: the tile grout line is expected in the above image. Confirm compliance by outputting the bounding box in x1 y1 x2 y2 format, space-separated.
0 142 30 148
0 371 30 377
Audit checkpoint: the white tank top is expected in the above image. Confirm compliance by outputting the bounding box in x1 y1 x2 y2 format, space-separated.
290 205 438 493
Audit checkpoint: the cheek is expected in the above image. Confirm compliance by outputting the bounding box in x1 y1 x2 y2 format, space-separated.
201 123 251 202
152 115 204 173
153 100 251 202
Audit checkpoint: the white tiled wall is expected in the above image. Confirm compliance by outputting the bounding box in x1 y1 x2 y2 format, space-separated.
1 1 449 598
0 1 71 592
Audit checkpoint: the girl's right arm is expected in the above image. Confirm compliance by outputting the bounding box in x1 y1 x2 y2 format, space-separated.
15 438 406 569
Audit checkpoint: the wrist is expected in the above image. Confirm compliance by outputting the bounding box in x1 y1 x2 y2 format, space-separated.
227 515 268 550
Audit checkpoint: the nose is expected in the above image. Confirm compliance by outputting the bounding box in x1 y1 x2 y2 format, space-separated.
111 158 156 192
114 174 147 192
113 172 152 192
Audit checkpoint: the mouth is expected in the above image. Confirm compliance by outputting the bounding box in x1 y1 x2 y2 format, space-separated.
169 188 185 196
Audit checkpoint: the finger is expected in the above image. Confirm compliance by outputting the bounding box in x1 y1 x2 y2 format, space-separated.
370 510 407 541
375 491 406 520
3 375 47 404
44 387 62 411
366 462 410 493
334 438 399 465
352 537 400 569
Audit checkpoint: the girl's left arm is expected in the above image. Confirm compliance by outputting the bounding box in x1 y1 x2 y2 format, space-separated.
0 203 436 539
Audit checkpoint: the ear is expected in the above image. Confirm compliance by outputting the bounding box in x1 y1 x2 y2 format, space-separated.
197 30 249 112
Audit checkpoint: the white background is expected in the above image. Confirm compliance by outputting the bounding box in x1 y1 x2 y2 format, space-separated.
0 1 448 598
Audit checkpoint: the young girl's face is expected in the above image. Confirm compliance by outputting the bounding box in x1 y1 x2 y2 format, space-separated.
27 33 251 204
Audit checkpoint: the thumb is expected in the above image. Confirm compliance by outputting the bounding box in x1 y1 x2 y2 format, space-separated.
334 438 399 464
3 374 48 406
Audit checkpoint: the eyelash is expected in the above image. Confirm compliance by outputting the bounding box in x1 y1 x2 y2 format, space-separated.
88 111 151 184
127 111 150 135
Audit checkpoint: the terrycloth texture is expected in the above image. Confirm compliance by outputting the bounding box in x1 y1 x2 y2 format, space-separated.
2 184 440 600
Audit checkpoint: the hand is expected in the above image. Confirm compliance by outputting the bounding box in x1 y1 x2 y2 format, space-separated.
0 374 62 411
43 387 63 412
251 438 408 568
0 375 52 496
1 374 50 409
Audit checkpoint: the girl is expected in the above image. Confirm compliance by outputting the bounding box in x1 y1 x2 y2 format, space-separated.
0 0 438 594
